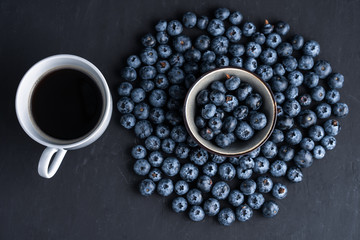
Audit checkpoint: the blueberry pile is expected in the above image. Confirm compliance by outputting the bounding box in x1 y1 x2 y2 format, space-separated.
195 74 268 148
117 7 349 226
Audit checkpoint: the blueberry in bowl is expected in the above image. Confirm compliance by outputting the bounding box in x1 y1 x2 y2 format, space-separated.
183 67 277 157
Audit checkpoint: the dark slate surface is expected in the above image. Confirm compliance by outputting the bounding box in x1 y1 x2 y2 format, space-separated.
0 0 359 239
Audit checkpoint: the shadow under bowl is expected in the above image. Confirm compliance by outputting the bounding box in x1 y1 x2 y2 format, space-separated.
183 67 277 157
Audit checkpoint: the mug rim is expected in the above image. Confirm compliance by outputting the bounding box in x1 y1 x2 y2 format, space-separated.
15 54 112 149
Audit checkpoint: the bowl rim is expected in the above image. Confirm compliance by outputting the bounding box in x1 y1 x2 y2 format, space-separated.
183 67 277 157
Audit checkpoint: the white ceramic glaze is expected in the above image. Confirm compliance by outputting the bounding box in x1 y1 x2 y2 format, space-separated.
15 54 112 178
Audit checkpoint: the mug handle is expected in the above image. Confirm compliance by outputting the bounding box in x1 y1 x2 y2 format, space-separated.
38 147 67 178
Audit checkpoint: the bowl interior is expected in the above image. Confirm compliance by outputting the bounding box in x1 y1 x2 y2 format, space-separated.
184 67 276 156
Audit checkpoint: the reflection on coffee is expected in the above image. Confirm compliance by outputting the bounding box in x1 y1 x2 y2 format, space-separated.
30 68 103 140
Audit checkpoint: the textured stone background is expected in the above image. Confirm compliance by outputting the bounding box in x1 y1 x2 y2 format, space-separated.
0 0 359 239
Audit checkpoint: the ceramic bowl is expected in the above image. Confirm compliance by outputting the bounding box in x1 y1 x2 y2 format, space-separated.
183 67 277 157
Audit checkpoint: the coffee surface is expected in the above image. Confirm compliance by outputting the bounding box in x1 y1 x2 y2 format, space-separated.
31 68 103 140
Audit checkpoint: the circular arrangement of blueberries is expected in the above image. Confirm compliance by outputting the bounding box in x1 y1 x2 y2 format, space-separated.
117 7 349 226
196 74 267 148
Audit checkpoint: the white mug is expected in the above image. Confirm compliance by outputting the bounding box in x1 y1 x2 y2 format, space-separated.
15 54 112 178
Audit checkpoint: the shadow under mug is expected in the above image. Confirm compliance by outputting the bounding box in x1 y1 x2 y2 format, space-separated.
15 54 112 178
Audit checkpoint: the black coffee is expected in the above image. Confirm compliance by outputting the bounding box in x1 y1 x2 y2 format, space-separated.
30 68 103 140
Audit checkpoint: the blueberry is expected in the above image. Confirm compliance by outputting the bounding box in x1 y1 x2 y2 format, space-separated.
278 145 295 161
282 56 298 72
303 40 320 57
273 63 286 76
188 206 205 222
236 167 253 179
229 44 245 57
212 181 230 200
148 168 163 182
257 176 274 193
161 138 176 154
175 180 189 195
200 127 214 140
156 31 169 44
120 113 136 129
203 198 220 216
172 197 188 213
186 188 203 206
311 86 326 102
277 106 284 116
328 73 344 89
244 57 258 72
197 16 209 30
218 163 236 181
287 166 303 183
222 116 238 133
304 72 319 88
290 34 304 50
285 128 302 145
215 133 232 148
121 67 137 81
168 67 185 85
228 190 244 207
298 94 312 107
173 35 192 53
246 42 262 58
325 89 340 104
169 84 186 100
309 125 325 142
294 149 313 168
167 20 183 36
139 179 156 196
211 154 227 164
134 159 151 176
141 33 156 47
118 82 133 97
275 21 290 36
201 103 217 119
256 65 274 81
262 19 274 35
283 99 301 117
155 20 167 32
169 54 185 67
185 74 196 88
249 111 267 130
333 102 349 118
315 103 332 119
175 144 190 159
139 66 157 80
236 204 253 221
247 193 265 209
196 175 213 193
117 97 134 114
155 124 170 139
300 137 315 151
252 32 266 45
209 90 225 106
270 160 287 177
194 35 211 51
145 136 161 151
266 33 282 48
287 71 303 87
246 93 262 110
161 157 180 177
133 102 150 120
261 141 277 159
183 61 199 73
260 48 278 65
229 11 243 25
156 60 170 73
237 82 253 101
238 156 254 169
215 7 230 20
324 119 341 136
190 148 209 166
313 145 326 159
203 162 218 177
196 90 209 106
166 99 181 110
276 42 293 57
229 57 243 67
298 55 314 70
240 179 256 195
131 145 147 159
314 60 332 79
208 117 223 131
321 135 336 150
253 156 270 174
235 121 254 140
140 79 155 92
207 19 225 36
182 12 197 28
222 95 239 112
225 75 241 91
270 129 284 143
218 208 235 226
127 55 141 68
134 120 153 139
149 108 165 124
140 47 158 66
233 105 249 120
262 201 279 217
148 151 164 167
184 48 201 62
277 115 294 130
242 22 256 37
271 76 288 93
272 183 288 199
157 44 172 59
225 26 241 43
211 36 229 55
